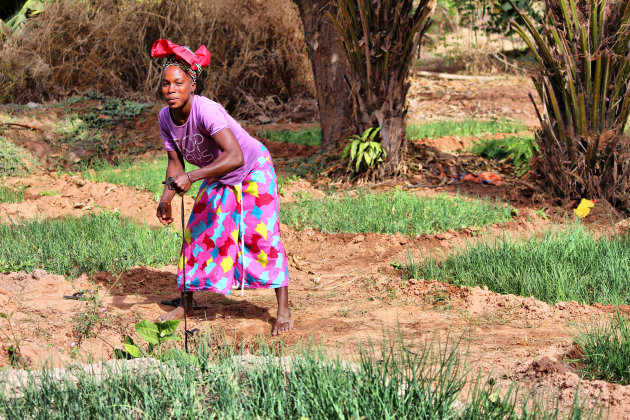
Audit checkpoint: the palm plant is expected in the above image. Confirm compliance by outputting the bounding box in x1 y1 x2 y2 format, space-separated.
511 0 630 208
330 0 433 177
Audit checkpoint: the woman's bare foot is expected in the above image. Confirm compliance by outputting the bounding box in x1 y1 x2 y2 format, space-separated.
158 306 187 321
272 286 292 336
158 292 194 322
272 310 293 336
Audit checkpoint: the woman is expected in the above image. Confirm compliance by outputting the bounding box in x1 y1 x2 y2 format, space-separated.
151 39 292 336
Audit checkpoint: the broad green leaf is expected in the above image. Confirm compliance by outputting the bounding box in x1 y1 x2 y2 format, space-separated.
342 143 352 159
0 313 7 319
156 320 180 336
369 127 381 141
135 320 160 345
358 141 370 157
355 152 363 172
350 140 359 160
123 343 141 358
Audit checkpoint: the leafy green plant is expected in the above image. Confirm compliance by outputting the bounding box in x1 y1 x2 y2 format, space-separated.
0 311 25 368
115 319 193 362
342 127 386 173
470 135 538 176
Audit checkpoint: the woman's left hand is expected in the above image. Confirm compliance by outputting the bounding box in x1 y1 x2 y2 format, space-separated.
171 172 193 195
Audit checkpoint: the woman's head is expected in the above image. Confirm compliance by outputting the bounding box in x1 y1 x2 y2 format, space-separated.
150 39 211 108
161 65 196 109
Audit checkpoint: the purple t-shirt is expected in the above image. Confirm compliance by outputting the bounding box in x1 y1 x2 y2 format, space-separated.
158 95 262 185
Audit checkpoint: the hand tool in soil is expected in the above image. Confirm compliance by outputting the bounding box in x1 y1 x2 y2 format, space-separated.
163 176 193 352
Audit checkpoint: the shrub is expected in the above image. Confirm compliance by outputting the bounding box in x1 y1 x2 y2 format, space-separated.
0 0 314 119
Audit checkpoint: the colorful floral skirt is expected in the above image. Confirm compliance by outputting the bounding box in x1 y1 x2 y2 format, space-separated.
177 146 290 294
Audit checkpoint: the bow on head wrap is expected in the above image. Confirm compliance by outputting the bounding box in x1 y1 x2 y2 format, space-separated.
151 39 211 82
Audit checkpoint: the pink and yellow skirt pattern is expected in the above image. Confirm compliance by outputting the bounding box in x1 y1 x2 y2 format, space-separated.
177 146 290 294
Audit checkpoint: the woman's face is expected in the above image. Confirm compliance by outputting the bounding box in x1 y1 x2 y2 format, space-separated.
161 66 196 109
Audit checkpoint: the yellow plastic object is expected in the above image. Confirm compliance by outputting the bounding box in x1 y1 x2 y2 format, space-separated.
574 198 595 218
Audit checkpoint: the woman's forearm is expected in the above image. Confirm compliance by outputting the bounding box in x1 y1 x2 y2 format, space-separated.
160 152 185 202
188 148 244 183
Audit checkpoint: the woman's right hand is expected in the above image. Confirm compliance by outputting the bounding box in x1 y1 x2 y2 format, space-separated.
157 201 173 225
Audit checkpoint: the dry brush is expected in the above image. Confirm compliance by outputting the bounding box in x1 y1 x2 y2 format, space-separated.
0 0 314 119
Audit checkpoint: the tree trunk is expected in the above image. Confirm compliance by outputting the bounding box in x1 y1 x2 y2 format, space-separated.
294 0 353 150
375 111 406 175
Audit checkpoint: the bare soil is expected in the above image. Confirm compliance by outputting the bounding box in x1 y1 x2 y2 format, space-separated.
2 76 630 418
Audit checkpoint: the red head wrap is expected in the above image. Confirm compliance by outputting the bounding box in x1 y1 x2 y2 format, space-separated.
151 39 211 81
151 39 211 68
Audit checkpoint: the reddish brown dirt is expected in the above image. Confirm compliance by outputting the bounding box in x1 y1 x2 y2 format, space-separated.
2 77 630 417
407 74 540 126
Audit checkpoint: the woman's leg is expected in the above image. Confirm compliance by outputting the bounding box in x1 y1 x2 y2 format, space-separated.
272 286 292 336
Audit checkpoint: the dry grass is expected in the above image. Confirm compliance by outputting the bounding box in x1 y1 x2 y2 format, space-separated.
0 0 314 119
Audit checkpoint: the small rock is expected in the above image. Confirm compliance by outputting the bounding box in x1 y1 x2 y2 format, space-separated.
256 115 272 124
26 102 40 108
352 234 365 244
31 269 47 280
435 232 454 241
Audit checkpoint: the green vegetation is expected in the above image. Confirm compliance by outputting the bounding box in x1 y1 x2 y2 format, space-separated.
277 174 300 196
0 333 600 419
470 135 537 176
342 127 386 173
512 1 630 209
0 311 25 368
439 0 542 35
0 185 25 203
71 290 120 348
572 312 630 386
281 189 513 235
38 189 59 197
83 156 200 199
0 137 31 177
402 225 630 306
407 119 528 140
0 212 179 277
257 127 322 147
48 92 153 168
57 93 150 142
115 319 192 363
